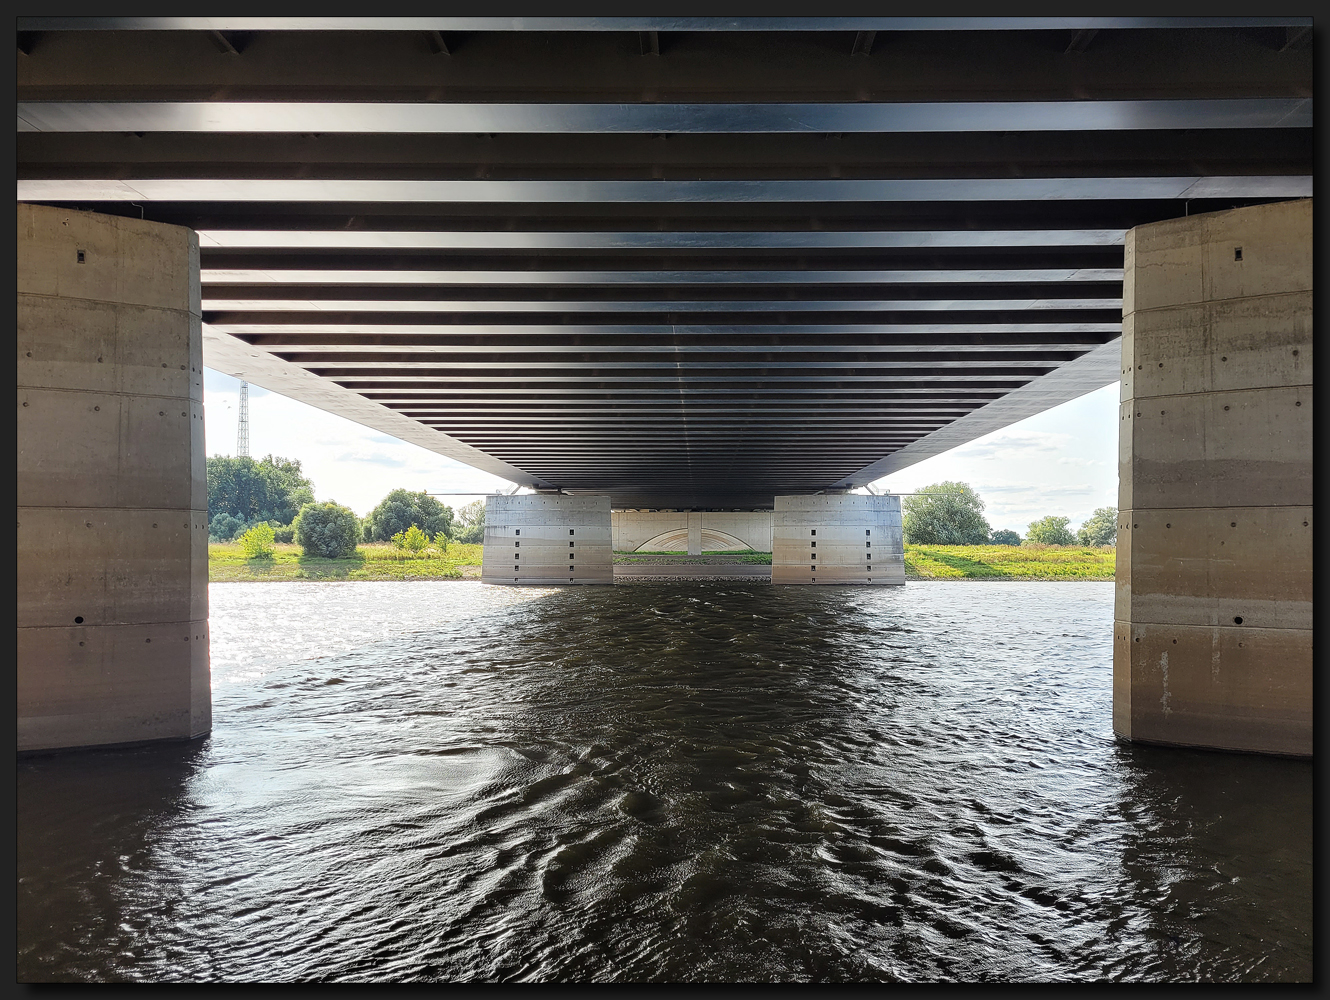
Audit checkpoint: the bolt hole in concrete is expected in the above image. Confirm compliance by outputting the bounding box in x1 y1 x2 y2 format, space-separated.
1235 246 1243 260
1234 617 1244 625
76 249 84 263
74 617 83 624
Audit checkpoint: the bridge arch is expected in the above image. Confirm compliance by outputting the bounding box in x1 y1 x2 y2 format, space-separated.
637 527 750 553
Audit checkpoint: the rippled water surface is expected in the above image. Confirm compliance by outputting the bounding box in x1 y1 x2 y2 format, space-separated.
18 582 1311 982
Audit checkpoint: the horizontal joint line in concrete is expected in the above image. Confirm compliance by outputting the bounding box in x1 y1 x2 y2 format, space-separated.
18 384 205 401
18 290 201 317
1125 383 1312 401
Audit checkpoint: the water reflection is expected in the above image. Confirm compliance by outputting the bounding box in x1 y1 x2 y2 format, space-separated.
18 582 1311 982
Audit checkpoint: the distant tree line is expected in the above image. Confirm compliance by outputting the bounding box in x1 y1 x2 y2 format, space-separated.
901 480 1116 547
207 455 491 558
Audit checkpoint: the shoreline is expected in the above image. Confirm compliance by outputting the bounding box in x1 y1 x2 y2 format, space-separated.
209 542 1114 583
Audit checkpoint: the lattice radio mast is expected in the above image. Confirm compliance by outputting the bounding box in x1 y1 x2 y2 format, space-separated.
236 379 250 457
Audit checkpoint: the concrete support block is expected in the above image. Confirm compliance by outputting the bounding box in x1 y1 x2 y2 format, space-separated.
687 511 703 555
481 494 613 585
1116 199 1311 757
18 204 209 752
771 494 904 586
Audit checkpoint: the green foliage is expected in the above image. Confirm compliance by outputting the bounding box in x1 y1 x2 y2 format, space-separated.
989 528 1022 546
904 543 1114 580
390 524 431 555
292 501 360 558
362 488 454 543
207 454 315 526
1077 506 1118 547
452 499 486 544
902 481 992 545
209 541 484 582
238 521 277 559
1025 515 1076 546
273 524 295 543
208 511 246 542
432 531 449 553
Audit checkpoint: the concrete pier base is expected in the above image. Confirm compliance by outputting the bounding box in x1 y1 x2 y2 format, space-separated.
481 494 613 585
1115 199 1311 757
772 494 905 585
18 204 210 752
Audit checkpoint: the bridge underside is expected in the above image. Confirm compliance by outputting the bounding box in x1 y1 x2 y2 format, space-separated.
16 17 1311 508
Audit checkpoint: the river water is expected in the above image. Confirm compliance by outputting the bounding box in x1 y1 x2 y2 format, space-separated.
18 581 1311 982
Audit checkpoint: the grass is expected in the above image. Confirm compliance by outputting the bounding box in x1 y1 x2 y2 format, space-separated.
208 542 484 582
210 542 1113 582
903 543 1115 580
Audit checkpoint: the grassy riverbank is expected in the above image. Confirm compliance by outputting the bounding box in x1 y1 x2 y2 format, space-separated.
208 542 483 581
211 542 1113 581
904 544 1115 580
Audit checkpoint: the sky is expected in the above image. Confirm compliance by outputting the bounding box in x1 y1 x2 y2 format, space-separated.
203 368 1120 536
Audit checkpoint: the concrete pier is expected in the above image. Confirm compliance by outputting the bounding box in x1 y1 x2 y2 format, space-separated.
772 494 905 586
18 204 210 752
481 494 614 585
1115 199 1311 757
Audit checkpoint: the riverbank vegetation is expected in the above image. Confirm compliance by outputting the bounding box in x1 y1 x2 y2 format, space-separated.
904 543 1115 580
209 542 484 582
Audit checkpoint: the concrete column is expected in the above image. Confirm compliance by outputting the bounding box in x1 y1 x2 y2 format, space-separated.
1116 199 1311 757
18 204 210 752
772 494 905 585
687 511 703 555
481 494 613 585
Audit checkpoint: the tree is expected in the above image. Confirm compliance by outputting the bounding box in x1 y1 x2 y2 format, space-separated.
1077 507 1118 547
207 454 315 526
293 501 360 558
453 499 487 544
208 512 246 542
902 481 991 545
362 488 453 543
1025 515 1076 546
990 529 1022 546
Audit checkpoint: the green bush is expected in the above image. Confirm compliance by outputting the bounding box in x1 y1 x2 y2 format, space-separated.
989 528 1022 546
1025 515 1076 546
293 501 361 558
452 499 486 544
238 522 277 559
432 531 449 553
390 524 430 555
363 488 454 542
209 511 246 542
273 524 295 543
453 521 485 545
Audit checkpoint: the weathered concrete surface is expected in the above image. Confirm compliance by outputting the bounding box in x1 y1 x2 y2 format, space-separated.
1116 198 1311 757
481 494 613 585
614 564 771 581
18 203 210 752
772 494 905 586
611 509 774 553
